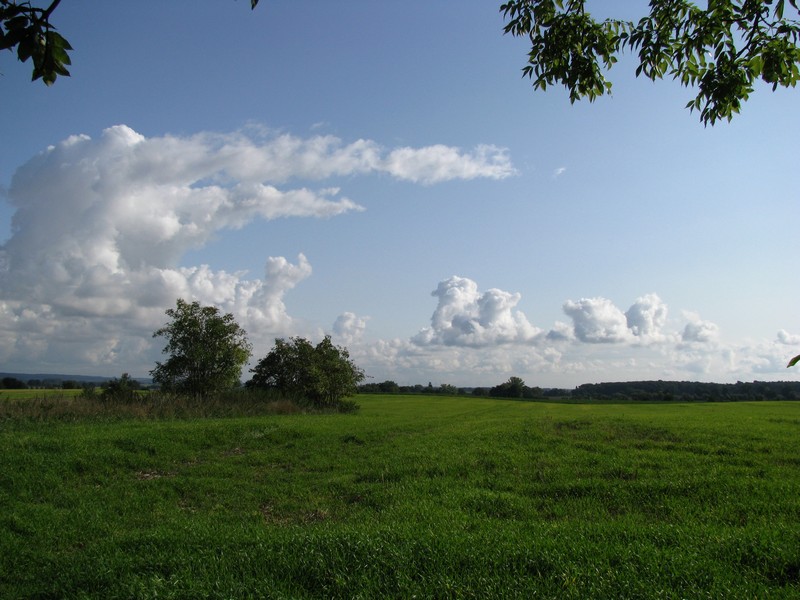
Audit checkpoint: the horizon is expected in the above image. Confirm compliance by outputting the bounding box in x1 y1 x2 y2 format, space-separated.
4 370 800 393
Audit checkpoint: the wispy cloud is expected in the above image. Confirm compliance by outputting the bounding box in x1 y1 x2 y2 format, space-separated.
384 144 516 184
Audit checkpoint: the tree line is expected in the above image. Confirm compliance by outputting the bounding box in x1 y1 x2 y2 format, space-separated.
573 380 800 402
360 377 800 402
359 377 565 399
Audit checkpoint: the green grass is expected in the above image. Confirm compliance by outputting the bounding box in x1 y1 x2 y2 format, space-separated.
2 395 799 598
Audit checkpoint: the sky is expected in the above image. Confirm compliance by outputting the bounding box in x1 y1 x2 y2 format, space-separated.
1 0 799 388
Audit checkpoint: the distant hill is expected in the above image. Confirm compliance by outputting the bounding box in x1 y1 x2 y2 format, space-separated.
0 372 151 385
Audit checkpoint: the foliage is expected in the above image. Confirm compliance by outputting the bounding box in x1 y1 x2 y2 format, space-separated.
501 0 800 124
574 379 800 401
1 397 799 597
249 336 364 409
358 380 401 394
0 0 71 85
490 375 543 399
151 299 252 398
8 0 798 125
0 376 27 389
100 373 140 403
788 353 800 367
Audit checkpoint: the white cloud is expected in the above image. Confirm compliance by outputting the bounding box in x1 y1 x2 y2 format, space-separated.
680 311 720 344
0 125 513 373
383 144 515 184
343 281 798 387
2 125 796 388
552 167 567 178
412 276 540 347
625 293 669 341
546 321 574 342
332 312 369 344
563 297 631 343
777 329 800 345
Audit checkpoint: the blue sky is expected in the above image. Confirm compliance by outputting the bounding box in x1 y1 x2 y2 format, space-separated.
1 0 799 387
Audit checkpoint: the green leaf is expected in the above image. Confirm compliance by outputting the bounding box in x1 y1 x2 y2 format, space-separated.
16 34 35 62
788 354 800 368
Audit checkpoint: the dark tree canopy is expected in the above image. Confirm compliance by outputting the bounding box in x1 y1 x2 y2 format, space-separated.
151 299 252 397
490 376 543 399
249 336 364 407
1 0 70 85
101 373 140 403
501 0 800 124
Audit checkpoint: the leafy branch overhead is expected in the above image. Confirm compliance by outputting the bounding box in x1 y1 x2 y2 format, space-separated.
1 0 70 85
1 0 264 85
5 1 800 125
500 0 800 124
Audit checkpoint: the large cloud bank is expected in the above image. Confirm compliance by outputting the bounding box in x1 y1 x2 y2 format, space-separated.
1 125 796 385
0 126 513 372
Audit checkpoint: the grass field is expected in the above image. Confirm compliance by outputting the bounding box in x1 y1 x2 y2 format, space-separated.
0 388 84 400
1 395 799 598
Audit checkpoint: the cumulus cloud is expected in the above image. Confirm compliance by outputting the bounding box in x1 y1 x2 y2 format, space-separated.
0 125 513 373
563 297 631 343
332 312 369 344
777 329 800 345
681 311 720 344
559 294 673 344
625 293 669 341
346 282 798 387
412 276 540 347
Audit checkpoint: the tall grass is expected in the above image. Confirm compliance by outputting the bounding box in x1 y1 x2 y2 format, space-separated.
0 388 346 422
1 395 798 598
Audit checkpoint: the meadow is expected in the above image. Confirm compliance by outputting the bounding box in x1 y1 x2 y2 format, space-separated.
1 394 799 598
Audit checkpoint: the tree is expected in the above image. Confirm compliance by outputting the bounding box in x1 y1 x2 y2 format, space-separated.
501 0 800 124
489 376 543 399
377 380 400 393
151 299 252 397
248 335 364 407
1 376 27 389
101 373 140 403
490 376 527 398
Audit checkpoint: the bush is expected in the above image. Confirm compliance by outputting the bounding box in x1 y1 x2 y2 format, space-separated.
101 373 139 403
248 336 363 411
